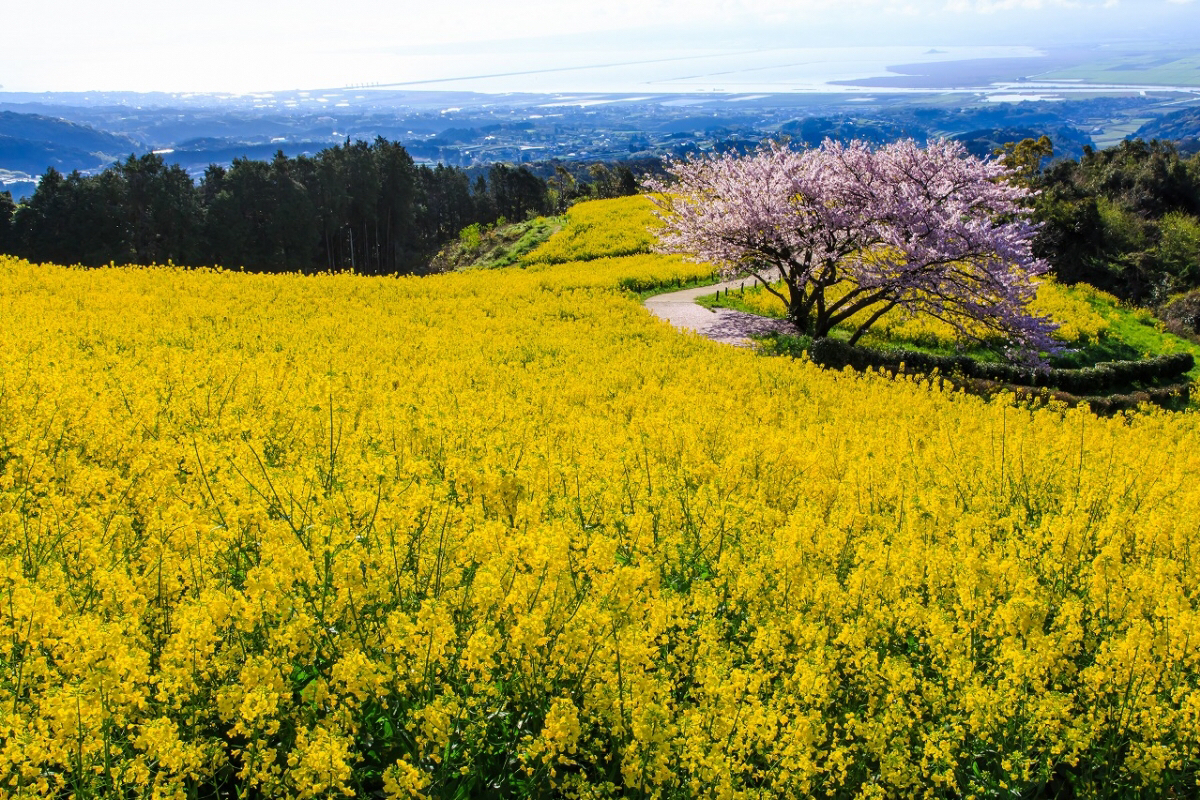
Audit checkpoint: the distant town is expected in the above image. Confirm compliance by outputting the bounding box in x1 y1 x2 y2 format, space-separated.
4 55 1200 202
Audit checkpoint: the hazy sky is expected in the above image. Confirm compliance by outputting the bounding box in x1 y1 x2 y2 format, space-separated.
3 0 1198 93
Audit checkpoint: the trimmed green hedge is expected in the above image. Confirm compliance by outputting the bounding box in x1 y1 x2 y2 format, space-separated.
809 338 1194 395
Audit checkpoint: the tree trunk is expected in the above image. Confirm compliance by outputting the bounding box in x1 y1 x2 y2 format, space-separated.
787 287 813 335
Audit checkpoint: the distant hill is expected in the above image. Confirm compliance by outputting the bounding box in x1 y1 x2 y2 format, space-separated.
0 135 115 176
657 116 758 135
0 111 139 175
160 139 332 176
951 125 1091 162
778 117 927 147
1135 106 1200 144
0 168 36 202
912 104 1076 134
774 115 1091 162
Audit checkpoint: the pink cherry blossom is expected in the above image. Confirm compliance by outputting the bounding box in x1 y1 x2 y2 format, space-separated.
647 139 1060 364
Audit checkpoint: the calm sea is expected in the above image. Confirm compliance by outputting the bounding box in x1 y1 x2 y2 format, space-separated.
358 45 1044 95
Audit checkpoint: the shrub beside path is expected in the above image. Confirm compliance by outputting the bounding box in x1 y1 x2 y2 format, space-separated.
643 271 792 346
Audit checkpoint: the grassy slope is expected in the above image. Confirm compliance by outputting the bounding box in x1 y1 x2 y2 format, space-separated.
520 195 664 265
435 197 721 296
432 216 565 271
515 195 722 297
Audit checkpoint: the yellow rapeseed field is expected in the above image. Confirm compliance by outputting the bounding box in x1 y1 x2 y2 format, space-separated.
521 195 666 266
718 277 1113 347
2 198 1199 799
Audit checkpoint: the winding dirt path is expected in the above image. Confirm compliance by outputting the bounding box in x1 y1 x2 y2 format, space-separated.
643 272 792 346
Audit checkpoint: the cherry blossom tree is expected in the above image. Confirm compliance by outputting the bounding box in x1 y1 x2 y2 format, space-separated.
647 139 1060 363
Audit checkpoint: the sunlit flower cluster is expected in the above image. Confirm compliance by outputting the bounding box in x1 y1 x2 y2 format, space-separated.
2 198 1199 798
522 195 665 265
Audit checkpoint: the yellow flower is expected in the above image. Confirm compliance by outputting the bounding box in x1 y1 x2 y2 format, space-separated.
2 197 1199 798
